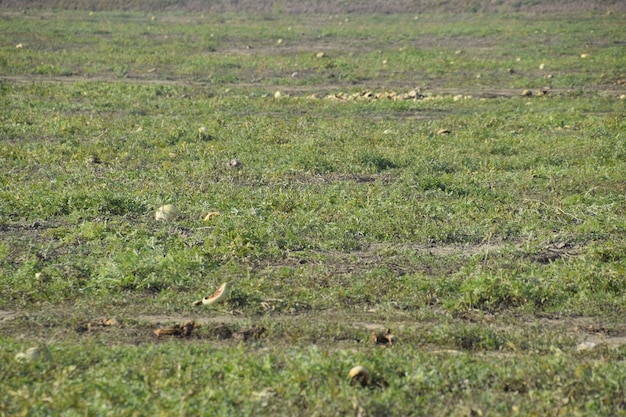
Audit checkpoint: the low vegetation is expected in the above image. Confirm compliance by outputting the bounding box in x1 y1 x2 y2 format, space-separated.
1 3 625 416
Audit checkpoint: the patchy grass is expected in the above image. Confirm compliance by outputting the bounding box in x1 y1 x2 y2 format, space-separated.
1 7 626 417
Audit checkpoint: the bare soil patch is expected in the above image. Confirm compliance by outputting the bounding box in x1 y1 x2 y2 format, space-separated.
2 307 626 352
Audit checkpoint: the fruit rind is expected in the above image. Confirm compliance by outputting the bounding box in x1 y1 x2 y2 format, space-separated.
201 282 230 305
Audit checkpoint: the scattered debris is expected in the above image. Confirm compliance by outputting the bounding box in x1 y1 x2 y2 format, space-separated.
520 89 532 96
370 329 397 347
228 158 242 169
154 321 200 338
93 318 119 327
75 317 120 334
233 326 266 341
325 89 425 102
437 128 451 135
206 323 234 339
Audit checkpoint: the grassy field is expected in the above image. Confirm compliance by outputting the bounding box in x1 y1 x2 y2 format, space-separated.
1 5 626 416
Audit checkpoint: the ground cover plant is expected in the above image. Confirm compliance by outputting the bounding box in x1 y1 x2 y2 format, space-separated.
1 2 626 416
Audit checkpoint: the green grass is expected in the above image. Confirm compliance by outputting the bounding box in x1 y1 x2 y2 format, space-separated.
3 339 625 416
1 7 626 417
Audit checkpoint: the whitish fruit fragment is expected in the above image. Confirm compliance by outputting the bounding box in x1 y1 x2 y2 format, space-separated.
155 204 180 221
349 365 371 387
193 282 230 306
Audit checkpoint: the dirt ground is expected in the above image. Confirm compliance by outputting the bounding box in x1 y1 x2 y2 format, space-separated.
2 306 626 351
